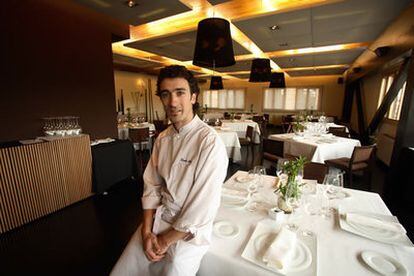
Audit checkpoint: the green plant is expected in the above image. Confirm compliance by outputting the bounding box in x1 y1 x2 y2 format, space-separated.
292 121 305 132
275 156 307 200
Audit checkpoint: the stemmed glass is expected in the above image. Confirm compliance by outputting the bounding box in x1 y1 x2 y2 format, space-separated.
285 184 301 231
245 170 259 212
253 165 266 188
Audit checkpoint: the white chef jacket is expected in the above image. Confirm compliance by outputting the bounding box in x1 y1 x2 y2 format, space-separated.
142 114 228 245
111 115 228 276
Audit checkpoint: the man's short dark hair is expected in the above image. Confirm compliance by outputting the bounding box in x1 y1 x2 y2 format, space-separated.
156 65 200 96
156 65 200 112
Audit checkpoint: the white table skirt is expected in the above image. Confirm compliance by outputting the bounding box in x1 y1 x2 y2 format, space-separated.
216 129 242 162
199 171 414 276
268 133 361 163
221 120 261 144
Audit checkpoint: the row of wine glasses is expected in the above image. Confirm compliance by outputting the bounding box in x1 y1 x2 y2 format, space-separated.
43 117 82 136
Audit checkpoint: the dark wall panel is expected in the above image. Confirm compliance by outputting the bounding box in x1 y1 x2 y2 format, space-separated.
1 0 127 141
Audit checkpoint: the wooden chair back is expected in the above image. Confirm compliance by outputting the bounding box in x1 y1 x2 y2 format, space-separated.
304 162 328 183
350 145 376 164
246 126 254 142
263 138 284 157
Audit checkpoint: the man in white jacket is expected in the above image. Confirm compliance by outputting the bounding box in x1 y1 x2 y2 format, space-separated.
111 65 228 276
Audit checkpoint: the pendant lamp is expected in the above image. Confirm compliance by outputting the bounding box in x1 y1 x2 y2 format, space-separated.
249 58 271 82
269 72 286 88
193 18 236 68
210 76 224 90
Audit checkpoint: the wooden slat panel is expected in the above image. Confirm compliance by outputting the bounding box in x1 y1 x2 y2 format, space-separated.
0 135 93 234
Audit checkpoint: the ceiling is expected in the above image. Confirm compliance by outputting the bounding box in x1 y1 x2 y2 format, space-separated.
75 0 412 80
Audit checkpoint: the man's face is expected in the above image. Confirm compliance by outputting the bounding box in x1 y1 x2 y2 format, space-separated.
159 77 196 129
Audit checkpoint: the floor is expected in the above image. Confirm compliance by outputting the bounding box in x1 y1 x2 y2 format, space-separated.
0 127 398 275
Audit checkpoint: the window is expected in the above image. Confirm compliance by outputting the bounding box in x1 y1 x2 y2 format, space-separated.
377 73 406 120
202 89 245 109
263 87 321 111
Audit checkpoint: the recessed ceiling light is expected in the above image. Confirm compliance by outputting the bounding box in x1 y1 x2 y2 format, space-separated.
125 0 138 8
269 25 280 31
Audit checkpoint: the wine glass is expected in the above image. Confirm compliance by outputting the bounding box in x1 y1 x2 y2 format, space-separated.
321 172 342 215
245 170 259 212
253 165 266 188
285 184 301 231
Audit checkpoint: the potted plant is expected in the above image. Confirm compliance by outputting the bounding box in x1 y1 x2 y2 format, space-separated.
292 121 306 134
275 156 307 213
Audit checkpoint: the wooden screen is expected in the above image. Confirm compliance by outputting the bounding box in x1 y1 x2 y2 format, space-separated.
0 135 92 234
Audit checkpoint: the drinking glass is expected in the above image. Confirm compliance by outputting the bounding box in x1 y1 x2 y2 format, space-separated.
285 184 301 231
253 165 266 188
276 159 288 177
245 170 260 212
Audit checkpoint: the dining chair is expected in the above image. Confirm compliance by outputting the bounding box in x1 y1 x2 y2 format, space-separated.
129 127 151 172
239 126 254 166
281 115 294 133
303 162 328 184
329 126 350 138
324 145 376 188
153 120 168 138
261 138 284 164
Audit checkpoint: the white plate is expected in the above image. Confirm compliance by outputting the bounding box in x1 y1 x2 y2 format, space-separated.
241 221 317 275
222 187 249 198
235 175 254 183
213 220 239 238
254 233 312 272
338 208 413 247
326 188 351 200
361 251 407 276
221 194 249 208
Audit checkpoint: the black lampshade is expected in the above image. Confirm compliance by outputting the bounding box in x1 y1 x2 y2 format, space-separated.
249 58 271 82
269 72 286 88
193 18 236 68
210 76 223 90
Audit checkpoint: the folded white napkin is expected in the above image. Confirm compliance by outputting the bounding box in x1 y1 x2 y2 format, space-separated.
263 227 297 271
221 187 248 199
346 213 406 234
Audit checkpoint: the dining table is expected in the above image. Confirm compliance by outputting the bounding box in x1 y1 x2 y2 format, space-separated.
214 127 242 162
221 120 261 144
268 133 361 163
198 170 414 276
117 122 156 140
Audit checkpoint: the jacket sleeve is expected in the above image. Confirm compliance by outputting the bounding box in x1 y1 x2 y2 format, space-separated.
141 137 164 209
171 133 228 244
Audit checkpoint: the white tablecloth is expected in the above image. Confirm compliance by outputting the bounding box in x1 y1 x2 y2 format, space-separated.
221 120 261 144
215 128 242 162
268 133 361 163
303 122 349 133
199 171 414 276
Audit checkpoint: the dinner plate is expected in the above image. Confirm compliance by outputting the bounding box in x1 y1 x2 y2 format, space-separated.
241 221 317 275
235 175 255 183
347 219 403 241
222 187 249 198
338 208 413 247
361 251 407 276
254 233 312 272
326 188 350 200
221 194 249 208
213 221 239 238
